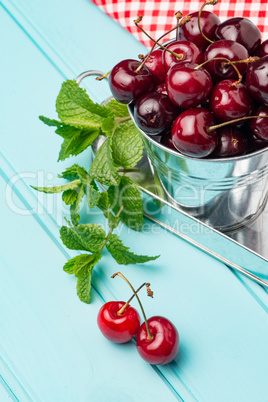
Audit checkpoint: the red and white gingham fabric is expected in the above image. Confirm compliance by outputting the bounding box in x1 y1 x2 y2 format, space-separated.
91 0 268 48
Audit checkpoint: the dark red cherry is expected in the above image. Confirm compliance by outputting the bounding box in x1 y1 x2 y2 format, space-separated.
203 40 249 82
134 92 180 135
246 56 268 105
109 59 154 104
178 10 220 52
249 105 268 141
166 63 213 109
154 82 168 95
212 127 248 157
247 130 268 151
145 49 167 84
259 39 268 58
163 40 203 70
171 108 218 158
215 17 261 56
160 132 179 152
210 79 254 123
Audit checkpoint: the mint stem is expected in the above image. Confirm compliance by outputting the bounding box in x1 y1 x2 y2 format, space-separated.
98 205 124 253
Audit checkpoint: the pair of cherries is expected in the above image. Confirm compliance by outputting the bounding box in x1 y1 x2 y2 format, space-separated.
97 272 179 365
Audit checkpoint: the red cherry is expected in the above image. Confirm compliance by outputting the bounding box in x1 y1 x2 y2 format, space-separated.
178 10 220 52
165 63 213 109
249 105 268 141
145 49 167 84
171 108 218 158
203 40 249 82
212 127 248 157
215 17 261 56
163 40 203 70
246 55 268 106
136 316 179 365
109 59 154 104
209 79 254 123
259 39 268 58
97 301 140 343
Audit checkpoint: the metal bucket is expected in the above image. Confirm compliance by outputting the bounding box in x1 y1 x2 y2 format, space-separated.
128 104 268 232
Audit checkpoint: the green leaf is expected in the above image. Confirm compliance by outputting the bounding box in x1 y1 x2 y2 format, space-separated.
39 115 62 127
108 176 144 231
107 212 120 230
62 189 78 205
32 179 80 194
56 80 115 135
104 99 129 118
63 252 102 304
89 138 120 186
60 223 106 253
97 191 110 217
58 128 99 161
76 268 93 304
111 121 144 169
106 234 159 264
59 164 87 181
85 184 101 208
70 185 84 226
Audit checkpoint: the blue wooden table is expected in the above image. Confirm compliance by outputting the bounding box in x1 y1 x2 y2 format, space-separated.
1 1 268 401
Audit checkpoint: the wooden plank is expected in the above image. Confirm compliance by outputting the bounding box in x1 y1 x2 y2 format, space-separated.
1 1 268 401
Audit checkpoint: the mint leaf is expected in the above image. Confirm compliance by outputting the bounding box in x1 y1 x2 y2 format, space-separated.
32 179 80 194
104 100 129 118
56 80 115 135
108 176 143 231
108 212 120 230
58 128 99 161
85 184 101 208
97 191 110 217
59 164 87 181
63 252 102 304
76 268 93 304
62 189 78 205
60 223 106 252
89 138 120 186
70 184 84 226
111 121 144 169
106 234 159 264
39 116 62 127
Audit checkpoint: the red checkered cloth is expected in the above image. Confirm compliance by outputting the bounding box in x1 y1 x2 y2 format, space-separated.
91 0 268 48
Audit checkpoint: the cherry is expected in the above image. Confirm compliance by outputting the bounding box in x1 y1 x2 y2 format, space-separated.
154 82 168 95
203 40 249 82
215 17 261 56
165 63 213 109
97 301 140 343
134 92 180 135
160 132 179 151
247 130 268 151
258 39 268 58
246 55 268 105
136 316 179 365
209 79 254 123
249 105 268 141
109 59 154 104
171 108 218 158
212 127 248 157
178 10 220 52
145 49 167 84
163 40 203 70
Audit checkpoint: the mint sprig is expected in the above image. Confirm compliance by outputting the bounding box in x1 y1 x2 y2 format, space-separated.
34 80 159 303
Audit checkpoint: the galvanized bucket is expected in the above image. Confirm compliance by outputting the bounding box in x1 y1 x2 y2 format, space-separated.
128 104 268 232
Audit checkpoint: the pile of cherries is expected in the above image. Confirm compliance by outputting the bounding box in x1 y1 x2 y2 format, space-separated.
108 1 268 158
97 272 179 365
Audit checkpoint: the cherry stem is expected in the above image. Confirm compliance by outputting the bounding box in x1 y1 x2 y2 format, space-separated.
117 282 152 315
112 272 154 340
96 70 111 81
134 15 191 73
175 11 183 41
198 0 218 44
195 57 242 85
222 56 260 67
208 115 268 133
